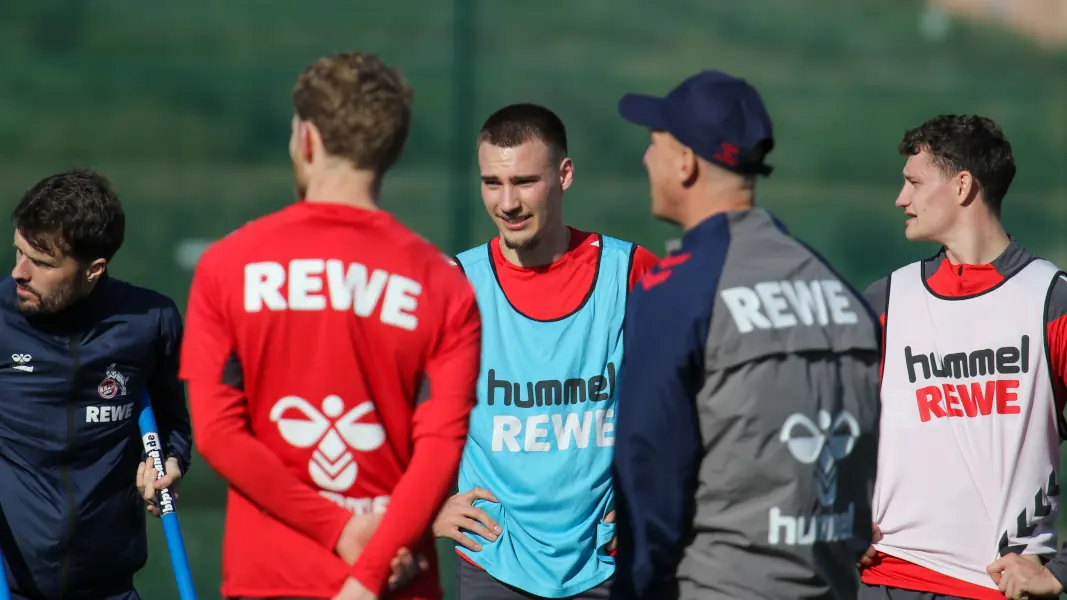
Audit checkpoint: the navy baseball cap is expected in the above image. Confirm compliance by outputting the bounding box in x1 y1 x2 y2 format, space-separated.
618 70 775 176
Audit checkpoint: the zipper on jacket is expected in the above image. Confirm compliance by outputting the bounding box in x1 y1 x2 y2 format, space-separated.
58 335 80 598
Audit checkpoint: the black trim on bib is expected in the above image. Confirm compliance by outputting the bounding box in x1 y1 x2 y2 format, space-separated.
921 253 1039 301
623 243 638 317
1043 271 1067 440
486 235 604 323
880 272 893 387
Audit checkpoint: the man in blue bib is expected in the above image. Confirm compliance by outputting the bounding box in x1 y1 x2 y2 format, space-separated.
431 103 659 600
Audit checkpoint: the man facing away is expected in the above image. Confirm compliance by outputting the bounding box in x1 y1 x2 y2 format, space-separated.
611 70 882 600
0 169 192 600
432 103 659 600
858 114 1067 600
179 52 482 600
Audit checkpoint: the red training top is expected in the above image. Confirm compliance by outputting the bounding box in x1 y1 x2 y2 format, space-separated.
482 227 660 320
860 241 1067 599
180 201 481 599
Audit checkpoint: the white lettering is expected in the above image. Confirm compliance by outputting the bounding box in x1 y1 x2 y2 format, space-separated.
754 282 796 329
288 259 326 311
721 280 857 333
244 262 287 312
551 412 592 450
720 286 770 333
87 402 134 423
493 411 615 453
822 280 859 325
242 260 422 330
779 280 826 326
492 416 521 452
524 415 551 452
320 491 391 516
768 504 855 545
380 275 422 331
595 409 615 447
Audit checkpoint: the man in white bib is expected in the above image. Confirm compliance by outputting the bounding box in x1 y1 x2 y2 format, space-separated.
857 114 1067 600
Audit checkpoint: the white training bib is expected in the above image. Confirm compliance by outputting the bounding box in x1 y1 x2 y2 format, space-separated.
873 259 1063 589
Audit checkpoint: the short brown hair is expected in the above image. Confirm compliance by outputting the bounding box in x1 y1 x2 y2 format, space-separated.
898 114 1016 215
478 103 568 160
292 52 414 173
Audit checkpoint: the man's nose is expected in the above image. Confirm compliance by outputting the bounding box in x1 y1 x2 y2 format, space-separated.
894 189 910 208
11 256 29 280
499 187 521 213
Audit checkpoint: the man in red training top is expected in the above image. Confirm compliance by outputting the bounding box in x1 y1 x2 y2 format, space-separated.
858 114 1067 600
432 103 659 600
177 52 481 600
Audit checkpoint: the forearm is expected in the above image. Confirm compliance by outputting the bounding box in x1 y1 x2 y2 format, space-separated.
188 380 351 549
349 436 465 593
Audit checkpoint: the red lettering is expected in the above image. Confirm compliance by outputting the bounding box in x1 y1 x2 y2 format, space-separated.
942 384 964 417
956 384 977 417
996 379 1021 414
916 386 945 422
970 381 996 416
916 379 1022 422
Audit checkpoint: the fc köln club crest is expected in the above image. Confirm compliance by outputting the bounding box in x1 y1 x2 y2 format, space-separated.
98 363 129 399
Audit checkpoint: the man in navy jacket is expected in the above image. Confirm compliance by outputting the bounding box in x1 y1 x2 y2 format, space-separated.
0 169 193 600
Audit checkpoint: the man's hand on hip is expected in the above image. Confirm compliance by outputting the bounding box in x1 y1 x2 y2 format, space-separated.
604 509 617 553
137 456 182 517
987 553 1062 599
857 523 882 569
432 488 501 551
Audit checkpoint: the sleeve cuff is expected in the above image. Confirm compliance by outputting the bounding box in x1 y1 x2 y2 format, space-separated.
166 450 190 475
349 560 389 597
1045 553 1067 588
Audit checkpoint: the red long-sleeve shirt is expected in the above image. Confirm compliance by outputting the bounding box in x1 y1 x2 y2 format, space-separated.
179 201 481 599
860 241 1067 599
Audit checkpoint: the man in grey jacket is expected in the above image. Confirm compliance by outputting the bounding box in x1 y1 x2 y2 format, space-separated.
609 70 882 600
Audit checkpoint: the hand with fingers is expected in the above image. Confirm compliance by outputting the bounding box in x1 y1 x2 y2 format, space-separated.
136 456 183 517
334 513 431 592
856 523 882 569
432 488 502 552
604 510 617 554
388 547 430 591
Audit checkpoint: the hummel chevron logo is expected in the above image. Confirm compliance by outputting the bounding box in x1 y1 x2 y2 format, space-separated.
998 469 1057 556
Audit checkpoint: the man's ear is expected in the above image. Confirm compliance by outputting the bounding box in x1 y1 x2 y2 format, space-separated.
559 157 575 192
295 119 325 164
86 258 108 284
957 170 979 207
680 147 699 187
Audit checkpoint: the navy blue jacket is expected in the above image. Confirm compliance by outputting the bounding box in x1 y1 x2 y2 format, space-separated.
0 275 193 600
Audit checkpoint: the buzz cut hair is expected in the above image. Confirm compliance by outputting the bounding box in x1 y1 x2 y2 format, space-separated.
477 103 568 160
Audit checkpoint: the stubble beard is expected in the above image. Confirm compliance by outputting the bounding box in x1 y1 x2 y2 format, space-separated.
16 280 84 316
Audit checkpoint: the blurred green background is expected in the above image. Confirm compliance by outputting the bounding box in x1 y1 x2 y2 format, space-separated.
1 0 1066 598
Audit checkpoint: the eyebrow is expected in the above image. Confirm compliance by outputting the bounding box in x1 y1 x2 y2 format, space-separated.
480 174 542 184
14 243 57 265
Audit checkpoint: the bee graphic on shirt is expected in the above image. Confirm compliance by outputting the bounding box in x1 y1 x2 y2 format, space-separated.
270 395 386 491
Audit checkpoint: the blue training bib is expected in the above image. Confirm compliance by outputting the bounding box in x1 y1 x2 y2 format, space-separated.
454 235 633 598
